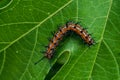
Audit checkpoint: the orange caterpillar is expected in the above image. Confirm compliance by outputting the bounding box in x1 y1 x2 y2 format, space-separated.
35 21 95 64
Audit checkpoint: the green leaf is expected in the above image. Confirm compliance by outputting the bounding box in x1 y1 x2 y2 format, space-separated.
0 0 120 80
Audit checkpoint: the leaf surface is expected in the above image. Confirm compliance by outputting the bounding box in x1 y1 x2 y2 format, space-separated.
0 0 120 80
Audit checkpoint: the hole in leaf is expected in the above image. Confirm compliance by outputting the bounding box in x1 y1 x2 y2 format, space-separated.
45 51 70 80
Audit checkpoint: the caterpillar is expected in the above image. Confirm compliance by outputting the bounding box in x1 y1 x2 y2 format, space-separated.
35 21 95 65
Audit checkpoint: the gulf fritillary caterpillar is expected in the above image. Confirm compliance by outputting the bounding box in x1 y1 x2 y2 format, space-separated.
35 21 95 65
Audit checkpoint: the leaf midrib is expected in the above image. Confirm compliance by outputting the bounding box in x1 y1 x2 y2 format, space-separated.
0 0 73 53
88 0 113 79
